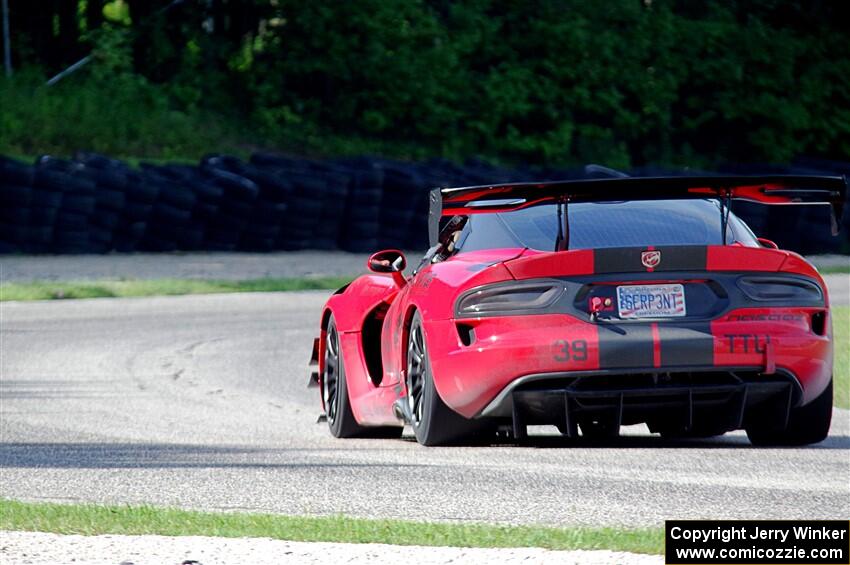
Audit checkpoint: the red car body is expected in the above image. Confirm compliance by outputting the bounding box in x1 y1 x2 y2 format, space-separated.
311 175 846 446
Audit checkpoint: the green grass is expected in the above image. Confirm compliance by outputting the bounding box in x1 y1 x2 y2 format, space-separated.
0 277 353 301
833 305 849 409
0 500 663 554
817 265 850 275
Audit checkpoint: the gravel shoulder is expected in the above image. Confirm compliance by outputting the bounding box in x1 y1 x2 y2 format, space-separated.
0 531 662 565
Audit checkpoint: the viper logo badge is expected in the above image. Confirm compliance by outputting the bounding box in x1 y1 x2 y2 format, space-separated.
641 250 661 269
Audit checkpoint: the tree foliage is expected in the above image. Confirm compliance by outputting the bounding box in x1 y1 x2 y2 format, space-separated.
2 0 848 165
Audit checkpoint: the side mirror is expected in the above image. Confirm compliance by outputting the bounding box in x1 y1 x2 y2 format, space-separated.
367 250 407 287
757 237 779 249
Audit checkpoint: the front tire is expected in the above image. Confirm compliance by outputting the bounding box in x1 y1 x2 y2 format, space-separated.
406 312 476 446
746 379 832 446
323 316 365 438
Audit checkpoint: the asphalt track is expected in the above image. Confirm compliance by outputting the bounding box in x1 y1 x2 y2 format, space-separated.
1 292 848 527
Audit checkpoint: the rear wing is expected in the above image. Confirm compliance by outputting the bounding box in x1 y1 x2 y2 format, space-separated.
428 175 848 246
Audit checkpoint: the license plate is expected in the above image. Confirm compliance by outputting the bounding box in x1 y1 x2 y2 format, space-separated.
616 284 686 319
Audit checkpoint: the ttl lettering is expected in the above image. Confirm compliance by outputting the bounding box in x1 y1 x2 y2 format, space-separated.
724 334 770 354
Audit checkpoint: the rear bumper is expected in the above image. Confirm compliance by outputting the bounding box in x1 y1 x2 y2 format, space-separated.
423 306 832 419
481 368 800 437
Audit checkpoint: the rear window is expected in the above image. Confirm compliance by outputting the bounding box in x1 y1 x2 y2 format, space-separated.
456 199 759 252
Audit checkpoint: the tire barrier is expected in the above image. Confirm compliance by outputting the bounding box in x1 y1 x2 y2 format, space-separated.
1 153 848 255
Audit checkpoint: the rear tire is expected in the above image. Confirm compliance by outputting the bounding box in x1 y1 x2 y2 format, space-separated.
746 379 832 446
406 312 476 446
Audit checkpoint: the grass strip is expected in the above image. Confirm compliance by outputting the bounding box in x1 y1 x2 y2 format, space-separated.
0 277 353 301
817 265 850 275
833 306 849 409
0 500 664 554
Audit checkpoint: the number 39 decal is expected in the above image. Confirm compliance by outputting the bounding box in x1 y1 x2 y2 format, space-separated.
552 339 588 362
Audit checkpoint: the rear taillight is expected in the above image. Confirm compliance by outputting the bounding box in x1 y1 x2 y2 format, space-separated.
455 280 565 317
736 276 823 303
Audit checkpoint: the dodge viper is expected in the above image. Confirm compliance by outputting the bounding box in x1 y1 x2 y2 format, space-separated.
309 175 846 446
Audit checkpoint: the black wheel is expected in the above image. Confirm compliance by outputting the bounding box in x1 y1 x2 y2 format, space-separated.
323 317 364 437
406 312 476 446
746 379 832 446
323 316 401 439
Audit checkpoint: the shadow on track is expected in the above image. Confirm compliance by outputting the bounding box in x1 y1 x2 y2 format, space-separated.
0 442 423 469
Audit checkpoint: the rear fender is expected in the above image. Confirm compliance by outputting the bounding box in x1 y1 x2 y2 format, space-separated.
778 252 829 305
386 254 517 396
406 250 518 321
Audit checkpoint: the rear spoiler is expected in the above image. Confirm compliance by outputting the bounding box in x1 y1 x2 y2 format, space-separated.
428 175 848 246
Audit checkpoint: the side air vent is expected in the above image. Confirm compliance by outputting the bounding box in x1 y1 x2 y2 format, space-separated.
456 323 476 346
362 304 387 384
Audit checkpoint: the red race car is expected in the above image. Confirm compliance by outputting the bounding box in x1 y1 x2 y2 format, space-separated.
309 175 846 446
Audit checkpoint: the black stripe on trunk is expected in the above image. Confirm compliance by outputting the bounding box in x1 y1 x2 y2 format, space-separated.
594 246 707 273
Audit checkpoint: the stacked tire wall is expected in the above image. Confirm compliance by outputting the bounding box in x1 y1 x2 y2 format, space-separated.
2 153 849 256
